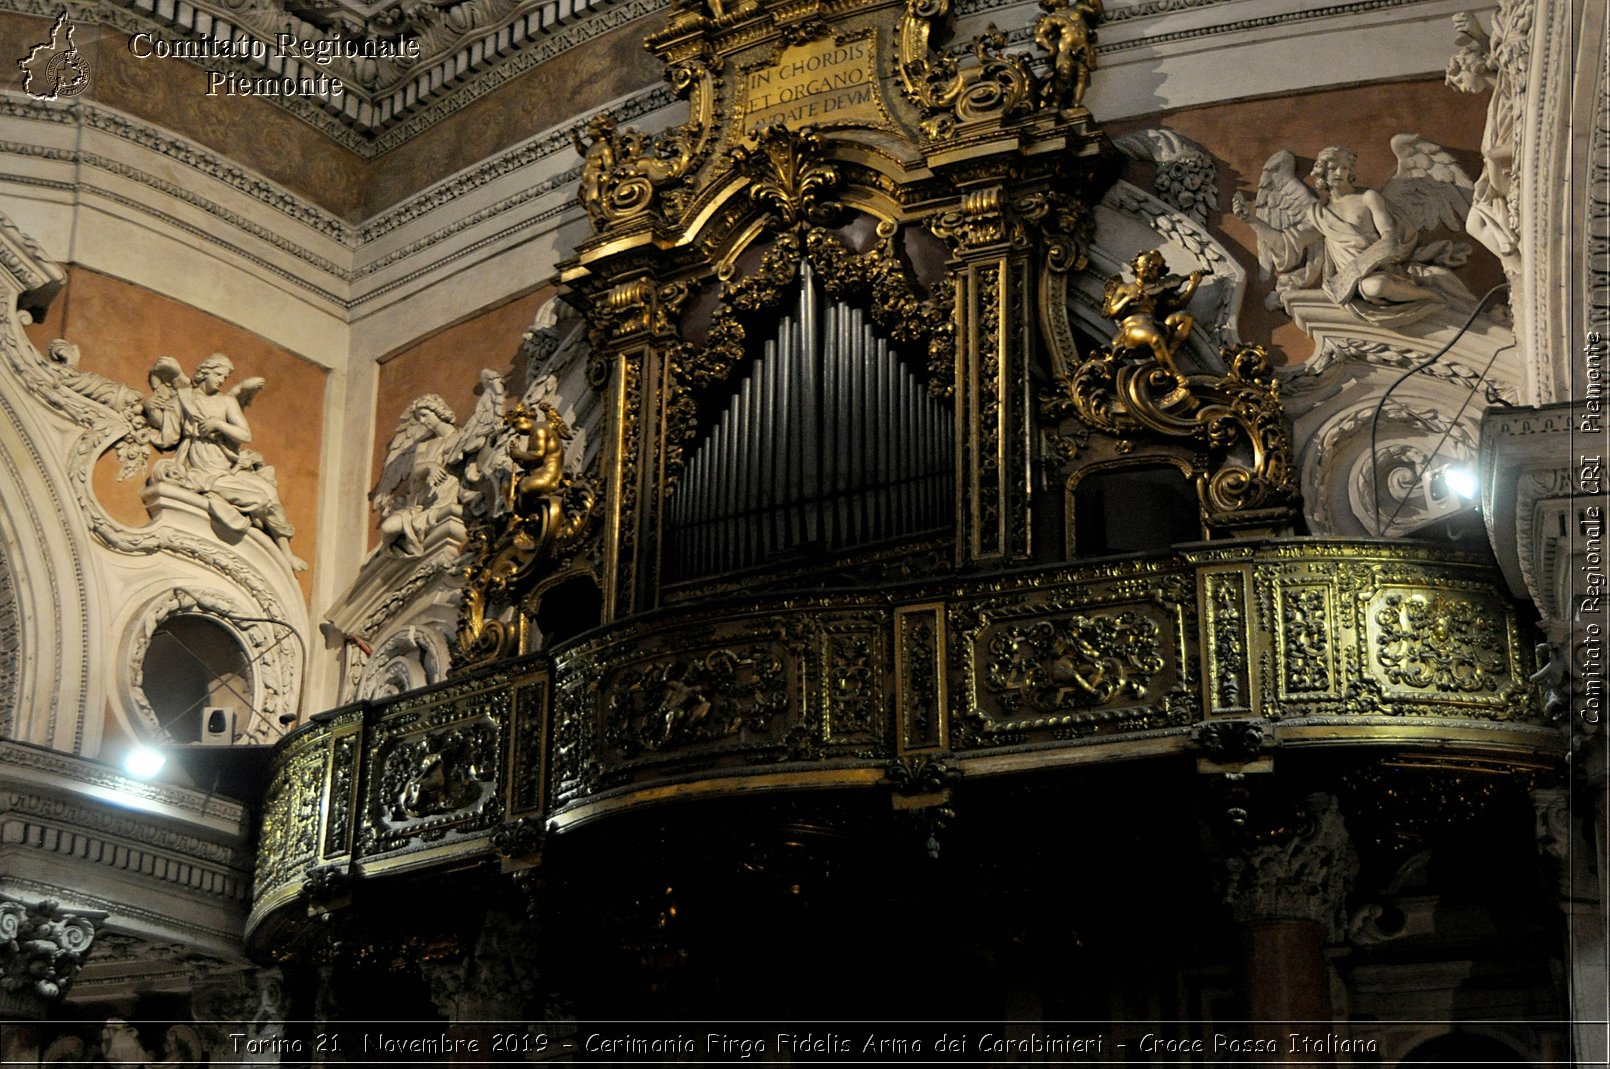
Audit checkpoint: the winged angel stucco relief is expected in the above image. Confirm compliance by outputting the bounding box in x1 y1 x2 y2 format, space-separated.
1232 136 1481 328
370 370 510 557
372 369 590 557
143 353 307 572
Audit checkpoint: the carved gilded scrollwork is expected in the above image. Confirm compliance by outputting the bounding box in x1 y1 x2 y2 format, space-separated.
1193 718 1268 763
724 123 842 229
1204 572 1249 713
571 55 719 230
324 730 359 859
824 630 880 738
897 0 1036 140
490 816 546 861
1042 250 1297 530
1371 591 1508 694
884 752 961 795
984 610 1164 715
897 605 945 750
1279 585 1334 695
458 400 598 668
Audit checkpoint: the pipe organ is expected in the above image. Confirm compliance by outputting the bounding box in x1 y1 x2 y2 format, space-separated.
667 264 954 581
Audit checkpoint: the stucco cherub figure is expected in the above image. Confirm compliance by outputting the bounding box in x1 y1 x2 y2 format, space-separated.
1033 0 1102 110
1101 249 1204 394
143 353 307 572
1232 137 1478 327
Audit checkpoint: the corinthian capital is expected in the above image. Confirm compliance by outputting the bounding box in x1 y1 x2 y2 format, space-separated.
0 894 106 1012
1221 793 1359 935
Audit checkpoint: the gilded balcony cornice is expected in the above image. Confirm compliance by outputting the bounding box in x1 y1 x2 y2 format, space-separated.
247 539 1557 950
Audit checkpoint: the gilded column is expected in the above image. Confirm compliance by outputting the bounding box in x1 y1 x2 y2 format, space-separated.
932 188 1038 565
595 276 683 621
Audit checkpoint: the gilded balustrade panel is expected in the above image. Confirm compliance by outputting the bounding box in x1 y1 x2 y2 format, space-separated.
551 607 868 807
251 724 330 911
354 671 514 863
950 563 1199 748
250 542 1553 941
1249 545 1534 721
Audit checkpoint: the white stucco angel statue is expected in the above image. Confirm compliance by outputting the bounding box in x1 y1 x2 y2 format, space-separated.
1232 136 1479 328
143 353 308 572
372 369 508 555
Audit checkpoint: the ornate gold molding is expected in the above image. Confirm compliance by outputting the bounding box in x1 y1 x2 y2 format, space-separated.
457 403 598 668
251 540 1553 953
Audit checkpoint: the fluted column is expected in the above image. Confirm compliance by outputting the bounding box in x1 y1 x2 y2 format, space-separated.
1220 793 1357 1064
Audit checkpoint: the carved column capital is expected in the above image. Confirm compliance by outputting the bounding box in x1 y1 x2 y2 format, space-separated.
1221 793 1359 935
1532 785 1571 868
421 910 539 1022
0 895 106 1014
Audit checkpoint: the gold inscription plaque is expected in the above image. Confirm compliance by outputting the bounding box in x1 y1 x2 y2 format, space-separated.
744 37 881 130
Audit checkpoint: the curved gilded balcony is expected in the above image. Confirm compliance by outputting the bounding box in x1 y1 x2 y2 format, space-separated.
246 539 1557 944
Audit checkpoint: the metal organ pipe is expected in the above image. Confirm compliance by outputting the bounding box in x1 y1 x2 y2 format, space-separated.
799 263 819 544
671 278 956 581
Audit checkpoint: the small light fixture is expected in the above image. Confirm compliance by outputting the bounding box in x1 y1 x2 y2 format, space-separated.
1423 463 1479 509
123 745 166 779
1444 465 1479 500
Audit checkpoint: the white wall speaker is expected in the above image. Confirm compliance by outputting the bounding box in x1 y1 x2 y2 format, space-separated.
200 706 236 746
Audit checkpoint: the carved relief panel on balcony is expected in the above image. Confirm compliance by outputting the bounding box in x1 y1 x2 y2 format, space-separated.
604 644 789 758
358 677 511 858
952 567 1196 747
1368 590 1512 698
1251 546 1533 721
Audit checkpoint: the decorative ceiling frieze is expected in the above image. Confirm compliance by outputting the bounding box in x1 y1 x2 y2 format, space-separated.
4 0 1464 153
2 0 658 152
